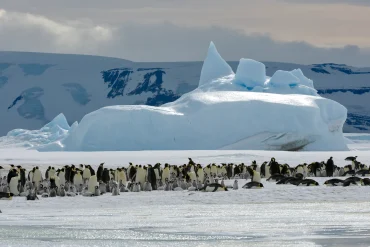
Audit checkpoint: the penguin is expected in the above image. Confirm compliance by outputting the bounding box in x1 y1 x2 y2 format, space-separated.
117 168 127 185
210 164 218 176
326 157 334 177
94 185 100 196
73 170 83 188
200 183 228 192
161 164 170 183
296 179 319 186
324 179 345 186
233 180 238 190
356 169 370 177
361 178 370 186
251 170 261 183
49 188 57 197
269 158 280 175
343 180 359 187
48 167 56 179
97 163 105 181
135 165 146 188
9 176 20 196
45 166 51 180
267 174 285 182
26 189 38 200
32 167 42 189
111 182 120 196
344 176 362 184
83 165 92 181
58 168 66 187
88 165 95 176
102 168 110 184
242 181 264 189
88 175 98 193
276 177 300 185
59 185 66 197
99 182 107 194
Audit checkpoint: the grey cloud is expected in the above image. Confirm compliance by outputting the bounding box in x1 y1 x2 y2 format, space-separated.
280 0 370 6
1 9 370 67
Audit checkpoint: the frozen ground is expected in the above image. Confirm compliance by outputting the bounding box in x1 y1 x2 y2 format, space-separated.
1 141 370 246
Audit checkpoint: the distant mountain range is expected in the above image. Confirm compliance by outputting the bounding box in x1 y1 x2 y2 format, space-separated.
0 51 369 136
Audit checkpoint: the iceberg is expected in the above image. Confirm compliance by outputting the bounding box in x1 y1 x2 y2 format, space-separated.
0 113 70 149
35 42 347 152
3 42 348 152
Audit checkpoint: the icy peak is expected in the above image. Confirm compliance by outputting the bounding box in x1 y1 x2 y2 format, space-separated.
198 42 234 87
269 70 300 87
42 113 70 131
234 59 266 88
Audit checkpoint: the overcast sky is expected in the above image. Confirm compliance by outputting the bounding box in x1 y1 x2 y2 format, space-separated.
1 0 370 66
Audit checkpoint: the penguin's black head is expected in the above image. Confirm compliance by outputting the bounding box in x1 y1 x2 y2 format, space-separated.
10 164 14 167
36 166 39 169
0 166 3 169
330 157 333 159
52 167 55 170
16 165 22 169
48 166 51 169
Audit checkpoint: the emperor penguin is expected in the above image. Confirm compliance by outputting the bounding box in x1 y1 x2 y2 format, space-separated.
45 166 51 180
117 168 127 185
58 168 66 187
242 181 264 189
197 166 204 183
9 176 20 196
233 180 238 190
32 167 43 190
324 179 345 186
83 165 92 181
73 170 83 188
211 164 218 176
97 163 105 181
111 181 120 196
201 183 228 192
251 170 261 183
88 175 98 193
48 167 56 179
161 164 170 184
135 165 146 188
204 165 211 178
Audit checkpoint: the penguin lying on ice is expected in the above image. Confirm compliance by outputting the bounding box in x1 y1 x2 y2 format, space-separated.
324 179 345 186
199 183 228 192
242 182 264 189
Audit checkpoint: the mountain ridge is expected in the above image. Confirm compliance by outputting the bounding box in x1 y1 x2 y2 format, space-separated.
0 51 369 135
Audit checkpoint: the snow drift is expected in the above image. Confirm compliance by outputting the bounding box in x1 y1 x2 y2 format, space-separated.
18 42 349 151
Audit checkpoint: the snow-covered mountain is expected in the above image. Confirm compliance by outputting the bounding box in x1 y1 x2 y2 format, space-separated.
0 51 369 136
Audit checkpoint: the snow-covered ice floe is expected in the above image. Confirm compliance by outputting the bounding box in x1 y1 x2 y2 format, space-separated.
0 42 348 151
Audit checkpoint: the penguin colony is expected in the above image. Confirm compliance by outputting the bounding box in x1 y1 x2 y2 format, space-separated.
0 156 369 200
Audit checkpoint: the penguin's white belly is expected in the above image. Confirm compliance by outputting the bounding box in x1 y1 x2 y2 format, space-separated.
188 172 197 181
88 175 98 193
162 169 170 182
211 167 217 175
9 177 19 195
58 172 66 186
33 171 42 184
74 174 83 186
197 171 204 183
252 172 261 183
118 171 127 184
83 169 91 179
